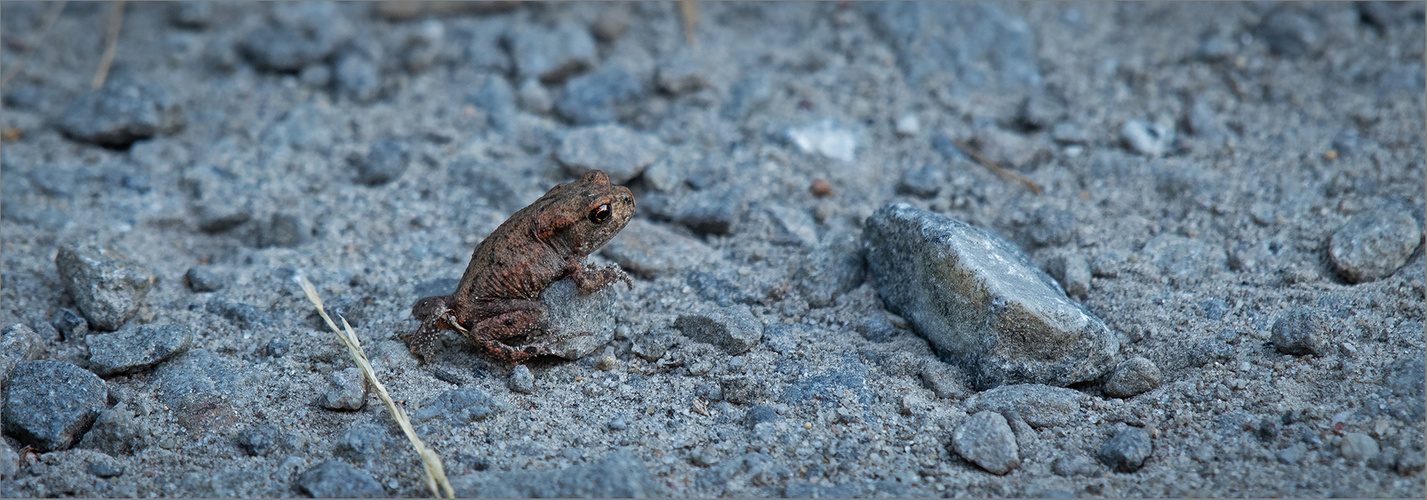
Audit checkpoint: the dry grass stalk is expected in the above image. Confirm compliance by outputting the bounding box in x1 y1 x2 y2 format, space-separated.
679 1 699 45
953 139 1044 195
297 276 454 498
91 1 125 89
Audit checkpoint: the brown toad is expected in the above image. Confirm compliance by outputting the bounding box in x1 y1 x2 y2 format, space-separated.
403 170 635 363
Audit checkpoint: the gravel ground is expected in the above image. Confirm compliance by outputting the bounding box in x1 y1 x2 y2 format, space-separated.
1 2 1424 498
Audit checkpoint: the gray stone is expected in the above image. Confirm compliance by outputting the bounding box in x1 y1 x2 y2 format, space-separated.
1359 1 1420 30
334 423 394 467
971 127 1037 169
1052 455 1098 477
556 125 666 184
555 64 648 125
204 299 272 329
631 328 677 361
506 21 597 83
1384 355 1426 422
673 306 762 355
1271 307 1326 356
1103 356 1162 398
894 113 921 137
539 278 619 360
401 20 445 73
1045 252 1091 300
1142 234 1227 286
1 445 17 480
601 219 717 278
508 365 534 394
468 75 515 132
1 324 45 387
53 307 89 339
184 266 227 292
1341 433 1381 462
318 367 368 411
952 411 1020 475
764 204 819 247
920 361 967 399
862 203 1119 388
1098 424 1153 473
236 424 286 457
965 384 1085 428
2 360 108 451
1277 442 1308 465
665 187 749 235
87 454 125 478
1396 447 1426 475
896 164 946 198
335 53 381 103
239 2 354 72
745 405 781 429
1253 9 1320 58
86 324 194 377
54 242 153 332
1120 120 1173 156
170 1 214 29
516 79 553 113
1187 99 1226 144
355 140 409 186
796 237 867 308
412 388 504 425
1028 207 1077 247
55 79 185 148
1329 207 1421 283
77 404 141 455
451 451 660 498
721 376 763 405
297 460 385 498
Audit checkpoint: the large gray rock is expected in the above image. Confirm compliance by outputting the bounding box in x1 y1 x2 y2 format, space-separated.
1329 207 1422 283
54 242 154 332
862 203 1119 388
451 451 661 498
86 324 194 376
539 278 619 360
3 360 109 451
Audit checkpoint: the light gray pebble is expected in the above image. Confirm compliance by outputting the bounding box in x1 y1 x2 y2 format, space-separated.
894 114 921 137
953 411 1020 475
896 164 946 198
412 388 503 425
1271 307 1326 356
2 445 17 480
920 361 967 399
54 242 154 332
599 219 716 279
184 266 227 292
354 140 409 186
1046 252 1092 299
505 21 597 83
1090 251 1122 278
1103 356 1162 398
1329 207 1421 283
508 365 534 394
631 329 677 361
607 416 628 431
1277 442 1308 465
318 367 368 411
971 127 1037 169
55 80 186 148
1098 424 1153 473
2 324 45 386
966 384 1085 428
1120 120 1173 156
1052 455 1098 477
87 455 125 478
297 460 384 499
299 64 331 87
673 306 762 355
1340 433 1380 463
556 124 666 185
86 324 194 377
2 360 109 451
538 278 618 360
1142 234 1227 286
1051 122 1089 144
401 20 444 73
517 79 552 113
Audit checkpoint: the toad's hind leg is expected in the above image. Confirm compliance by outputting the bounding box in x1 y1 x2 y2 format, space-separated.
465 299 551 363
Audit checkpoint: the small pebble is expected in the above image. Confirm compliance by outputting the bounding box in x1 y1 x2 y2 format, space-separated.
894 114 921 137
1329 207 1421 283
516 79 552 113
53 308 89 340
1103 356 1162 398
952 411 1020 475
184 266 227 292
896 165 945 198
318 368 368 411
508 365 534 394
1121 120 1173 156
810 179 833 197
1098 424 1153 473
1046 252 1092 299
1341 433 1381 463
355 140 410 186
1271 307 1325 356
297 460 385 499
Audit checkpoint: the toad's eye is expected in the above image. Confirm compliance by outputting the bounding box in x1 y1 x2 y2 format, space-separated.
588 204 611 224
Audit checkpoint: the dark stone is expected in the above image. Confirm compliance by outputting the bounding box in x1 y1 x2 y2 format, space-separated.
412 388 504 425
257 212 308 248
297 460 385 498
54 243 153 332
53 307 90 340
555 64 648 125
862 203 1119 387
355 140 409 186
184 266 227 292
170 2 213 29
2 360 108 451
1270 307 1326 356
745 404 781 429
672 307 762 355
236 424 286 457
55 80 186 148
895 164 946 198
1202 299 1230 321
1098 424 1153 473
1253 9 1321 58
204 300 271 329
239 2 354 72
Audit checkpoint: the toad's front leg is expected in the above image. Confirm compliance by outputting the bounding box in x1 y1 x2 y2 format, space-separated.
568 262 633 294
402 294 461 362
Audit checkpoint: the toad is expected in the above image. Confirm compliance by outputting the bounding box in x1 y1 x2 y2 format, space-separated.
403 170 635 363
